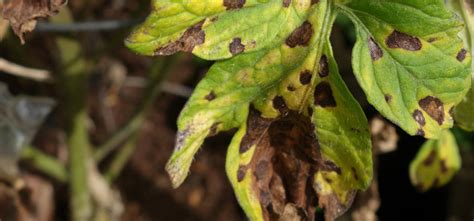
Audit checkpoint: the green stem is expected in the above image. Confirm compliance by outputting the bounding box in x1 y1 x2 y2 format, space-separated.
100 55 180 184
94 56 178 163
20 147 68 182
53 8 93 221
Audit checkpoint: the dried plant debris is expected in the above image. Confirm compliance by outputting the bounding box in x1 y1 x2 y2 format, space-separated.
2 0 66 43
127 0 471 220
0 82 55 178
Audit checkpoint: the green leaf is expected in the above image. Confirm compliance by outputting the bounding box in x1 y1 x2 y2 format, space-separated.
338 0 472 138
409 129 461 192
449 0 474 131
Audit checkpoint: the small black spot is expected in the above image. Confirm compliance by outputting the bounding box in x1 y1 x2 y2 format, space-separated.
299 70 312 85
311 0 319 5
237 166 247 182
351 167 359 181
283 0 291 7
419 96 444 125
229 38 245 55
210 16 218 22
313 82 336 107
285 21 313 48
224 0 245 10
384 94 392 103
318 55 329 77
272 96 288 115
368 37 383 61
456 48 467 61
386 30 422 51
412 109 426 126
287 84 296 91
205 91 216 101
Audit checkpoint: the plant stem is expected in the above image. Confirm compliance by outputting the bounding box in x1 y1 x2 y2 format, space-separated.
94 56 178 163
99 55 180 184
53 8 93 221
20 147 68 182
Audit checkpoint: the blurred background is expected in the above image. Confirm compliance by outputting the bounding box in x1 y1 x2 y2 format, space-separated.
0 0 473 221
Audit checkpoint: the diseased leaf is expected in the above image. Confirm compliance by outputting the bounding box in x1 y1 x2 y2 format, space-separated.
449 0 474 131
2 0 66 43
310 39 372 221
164 1 372 220
409 129 461 192
127 0 472 220
126 0 291 60
338 0 472 138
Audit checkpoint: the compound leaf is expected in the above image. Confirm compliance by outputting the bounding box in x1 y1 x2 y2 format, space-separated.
339 0 472 138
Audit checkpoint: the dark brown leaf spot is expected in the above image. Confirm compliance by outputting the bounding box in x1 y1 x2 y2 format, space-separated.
287 84 296 91
155 20 205 55
273 96 289 116
299 70 312 85
314 82 336 107
368 37 383 61
229 38 245 55
285 21 313 48
283 0 291 7
322 160 342 175
224 0 245 10
423 149 437 166
318 55 329 77
237 166 247 182
440 159 448 174
351 167 359 181
386 31 422 51
311 0 319 5
384 94 392 103
205 90 216 101
412 109 426 126
456 48 467 61
419 96 445 125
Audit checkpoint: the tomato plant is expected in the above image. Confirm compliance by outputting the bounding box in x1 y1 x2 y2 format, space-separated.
126 0 472 220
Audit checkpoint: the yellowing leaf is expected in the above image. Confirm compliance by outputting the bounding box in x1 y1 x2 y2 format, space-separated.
409 130 461 192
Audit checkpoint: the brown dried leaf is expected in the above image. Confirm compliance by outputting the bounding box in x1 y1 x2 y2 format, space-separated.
2 0 66 43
